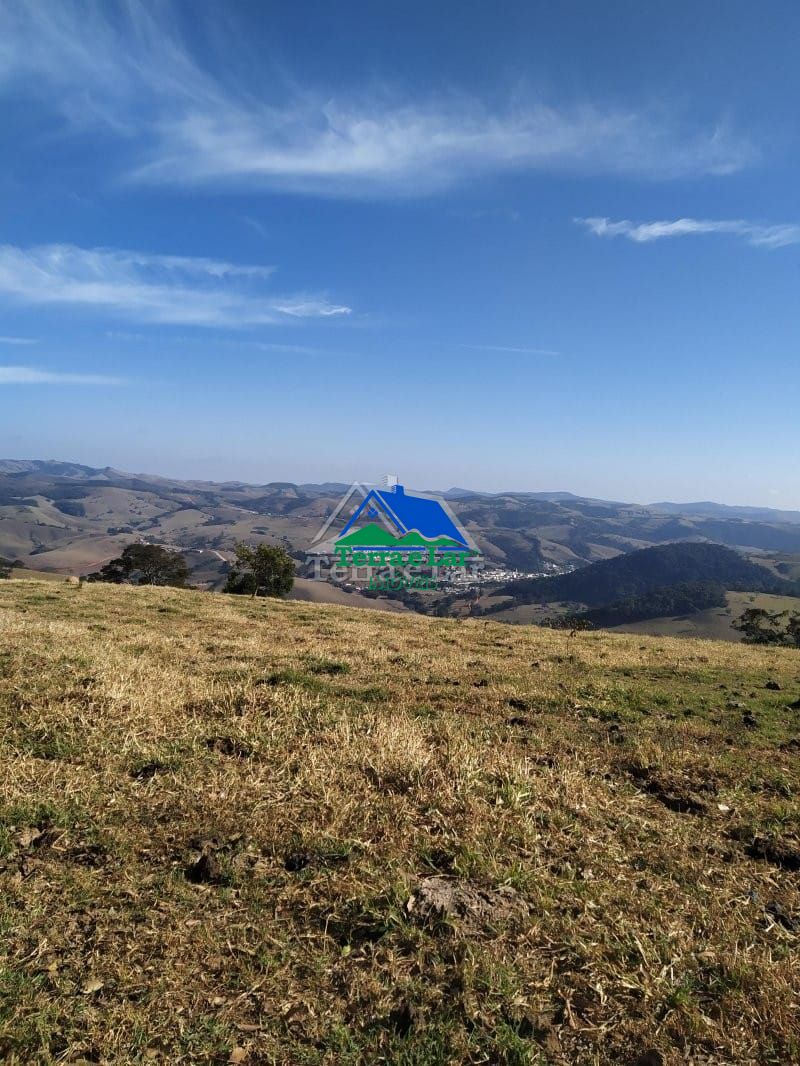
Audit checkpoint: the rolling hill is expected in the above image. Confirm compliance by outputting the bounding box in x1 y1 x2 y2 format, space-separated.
497 542 793 608
4 461 800 587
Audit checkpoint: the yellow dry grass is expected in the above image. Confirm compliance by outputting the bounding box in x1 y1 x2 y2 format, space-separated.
1 578 799 1065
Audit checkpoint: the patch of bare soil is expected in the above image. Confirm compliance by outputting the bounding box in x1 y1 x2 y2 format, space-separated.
623 761 712 815
406 875 528 935
745 835 800 872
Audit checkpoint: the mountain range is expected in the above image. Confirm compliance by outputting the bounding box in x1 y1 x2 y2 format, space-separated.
3 460 800 583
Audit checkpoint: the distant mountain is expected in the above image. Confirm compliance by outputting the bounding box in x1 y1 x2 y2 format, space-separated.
4 460 800 583
0 459 124 480
649 501 800 525
298 482 351 495
498 542 792 608
443 487 613 504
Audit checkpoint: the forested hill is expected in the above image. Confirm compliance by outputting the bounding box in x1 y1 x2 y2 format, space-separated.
498 542 793 607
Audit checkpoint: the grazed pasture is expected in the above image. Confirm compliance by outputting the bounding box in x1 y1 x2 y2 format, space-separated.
1 580 799 1064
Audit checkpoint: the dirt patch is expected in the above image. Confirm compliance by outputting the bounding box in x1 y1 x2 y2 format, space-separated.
204 735 255 758
183 837 242 885
507 697 530 712
185 846 225 885
283 847 350 873
1 824 108 876
623 762 710 815
130 759 172 780
406 875 528 935
745 835 800 872
766 900 799 932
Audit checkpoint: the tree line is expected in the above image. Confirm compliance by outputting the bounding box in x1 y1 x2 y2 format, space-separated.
86 542 294 598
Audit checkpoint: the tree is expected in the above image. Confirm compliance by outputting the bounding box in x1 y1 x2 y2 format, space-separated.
87 544 190 587
0 557 12 580
225 543 294 599
734 607 800 647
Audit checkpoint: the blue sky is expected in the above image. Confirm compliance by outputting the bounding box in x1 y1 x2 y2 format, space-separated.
1 0 799 506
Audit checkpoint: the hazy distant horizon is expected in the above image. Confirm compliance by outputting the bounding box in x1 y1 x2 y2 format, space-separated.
2 453 798 514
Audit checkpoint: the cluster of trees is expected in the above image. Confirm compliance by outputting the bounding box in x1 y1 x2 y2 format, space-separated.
580 581 727 627
0 556 14 579
734 608 800 647
499 542 791 608
87 544 191 587
53 500 86 517
223 543 294 598
75 541 296 599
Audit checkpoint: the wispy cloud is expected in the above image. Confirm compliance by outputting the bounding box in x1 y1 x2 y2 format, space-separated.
0 2 756 197
0 335 37 345
461 344 560 356
241 215 268 238
577 217 800 248
0 366 124 385
139 97 753 195
0 244 351 327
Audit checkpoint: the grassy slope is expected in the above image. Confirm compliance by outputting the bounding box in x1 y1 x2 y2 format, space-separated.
1 580 800 1065
610 591 800 642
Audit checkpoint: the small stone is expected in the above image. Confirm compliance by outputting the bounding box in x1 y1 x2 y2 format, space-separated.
765 680 782 691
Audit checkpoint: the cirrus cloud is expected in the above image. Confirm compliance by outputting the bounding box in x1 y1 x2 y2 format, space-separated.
0 1 757 197
577 217 800 249
0 243 351 327
0 365 124 385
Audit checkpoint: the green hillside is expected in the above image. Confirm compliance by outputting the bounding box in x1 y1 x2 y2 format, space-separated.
500 542 794 608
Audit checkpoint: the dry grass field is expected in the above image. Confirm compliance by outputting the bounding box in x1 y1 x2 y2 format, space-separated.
1 579 800 1065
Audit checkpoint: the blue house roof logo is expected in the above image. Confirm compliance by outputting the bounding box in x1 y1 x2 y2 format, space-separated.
309 481 478 556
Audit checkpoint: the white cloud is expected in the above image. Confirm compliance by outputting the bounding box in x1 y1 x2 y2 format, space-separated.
0 243 351 327
0 365 124 385
577 217 800 248
0 335 37 345
138 98 753 195
273 300 355 318
0 2 756 196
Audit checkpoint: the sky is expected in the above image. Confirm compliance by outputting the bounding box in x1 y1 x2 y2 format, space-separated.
1 0 799 507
